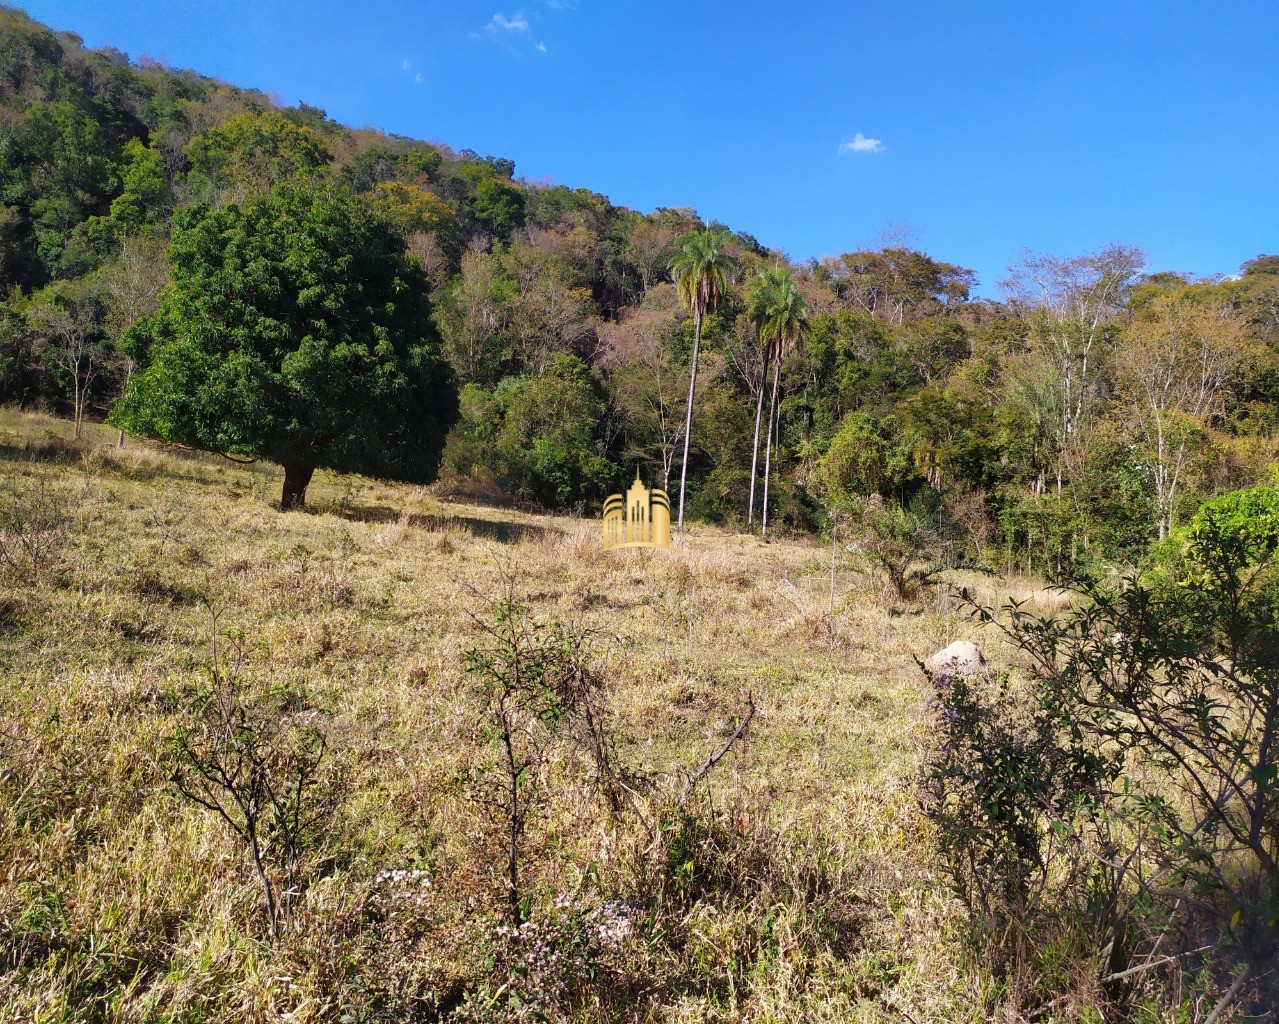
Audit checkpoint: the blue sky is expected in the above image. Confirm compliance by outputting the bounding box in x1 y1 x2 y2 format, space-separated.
22 0 1279 295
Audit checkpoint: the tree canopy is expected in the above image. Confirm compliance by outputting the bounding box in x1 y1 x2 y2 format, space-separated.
111 178 457 508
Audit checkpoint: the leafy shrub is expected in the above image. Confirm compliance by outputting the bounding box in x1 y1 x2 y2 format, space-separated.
934 482 1279 1012
847 494 986 605
818 410 920 507
448 355 614 510
921 656 1113 963
996 491 1088 575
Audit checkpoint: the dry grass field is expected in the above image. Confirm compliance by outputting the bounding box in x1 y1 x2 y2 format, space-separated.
0 408 1136 1023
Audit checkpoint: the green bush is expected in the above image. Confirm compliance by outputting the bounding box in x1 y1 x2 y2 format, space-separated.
448 354 614 510
938 481 1279 1008
817 411 920 508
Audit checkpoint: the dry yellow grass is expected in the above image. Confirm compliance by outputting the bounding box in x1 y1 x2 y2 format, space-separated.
0 408 1061 1022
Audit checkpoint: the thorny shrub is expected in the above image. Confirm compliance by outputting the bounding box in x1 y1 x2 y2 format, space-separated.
168 623 333 935
925 483 1279 1016
463 590 617 924
0 477 75 583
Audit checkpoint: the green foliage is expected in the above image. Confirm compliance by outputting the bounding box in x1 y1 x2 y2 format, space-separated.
369 180 461 262
400 146 444 182
1074 441 1160 560
799 310 915 422
669 226 741 526
445 356 613 510
110 178 458 497
823 247 976 319
940 481 1279 985
686 466 753 525
340 144 442 193
670 226 739 322
28 280 118 436
1185 483 1279 568
901 385 997 491
0 7 65 93
997 443 1160 573
184 111 332 197
278 102 338 135
0 303 45 404
529 184 614 231
748 267 807 360
923 658 1112 948
818 412 919 507
0 99 120 278
491 354 612 508
472 176 527 239
996 493 1085 573
87 137 170 245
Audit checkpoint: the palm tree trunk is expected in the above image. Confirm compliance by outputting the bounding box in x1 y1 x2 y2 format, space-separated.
747 344 770 528
761 356 782 537
676 308 702 533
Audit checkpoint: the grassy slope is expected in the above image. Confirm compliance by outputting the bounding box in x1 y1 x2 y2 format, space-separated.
0 409 1042 1022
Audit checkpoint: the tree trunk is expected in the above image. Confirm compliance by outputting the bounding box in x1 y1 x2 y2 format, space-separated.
676 308 702 533
829 511 838 620
508 794 521 924
761 357 782 537
747 345 770 528
281 464 315 510
118 360 134 448
501 727 522 924
247 829 279 936
72 374 83 440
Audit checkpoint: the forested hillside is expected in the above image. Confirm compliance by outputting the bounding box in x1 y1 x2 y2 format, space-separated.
3 5 1278 569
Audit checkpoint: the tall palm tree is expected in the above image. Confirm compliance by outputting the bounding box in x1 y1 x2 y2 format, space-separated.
746 267 791 528
669 226 738 532
759 272 807 537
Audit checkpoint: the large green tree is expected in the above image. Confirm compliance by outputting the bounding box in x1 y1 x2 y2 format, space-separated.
669 225 738 531
472 177 527 240
111 178 458 509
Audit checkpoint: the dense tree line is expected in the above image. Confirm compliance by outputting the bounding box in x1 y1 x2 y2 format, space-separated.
2 7 1278 564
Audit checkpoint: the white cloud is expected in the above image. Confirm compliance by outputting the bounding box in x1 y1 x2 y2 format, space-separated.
415 72 422 83
402 58 410 70
486 12 529 32
535 41 547 52
839 132 885 155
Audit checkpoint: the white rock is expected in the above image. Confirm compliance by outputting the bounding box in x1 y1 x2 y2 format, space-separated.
927 640 987 681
